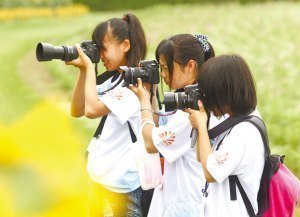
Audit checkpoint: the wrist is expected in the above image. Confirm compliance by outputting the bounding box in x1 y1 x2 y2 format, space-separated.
140 101 151 109
198 122 208 131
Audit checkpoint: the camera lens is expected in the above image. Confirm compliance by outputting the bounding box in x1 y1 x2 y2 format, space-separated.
176 92 186 110
164 91 187 112
164 92 177 112
36 42 78 62
123 67 143 85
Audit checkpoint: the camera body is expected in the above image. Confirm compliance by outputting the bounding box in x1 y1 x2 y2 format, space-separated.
164 84 204 112
121 60 160 86
80 41 100 63
36 40 100 63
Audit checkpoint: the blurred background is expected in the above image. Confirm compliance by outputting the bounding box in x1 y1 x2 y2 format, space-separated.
0 0 299 216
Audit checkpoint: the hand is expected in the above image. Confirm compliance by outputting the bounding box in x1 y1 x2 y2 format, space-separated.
65 44 93 70
185 100 208 130
128 78 151 104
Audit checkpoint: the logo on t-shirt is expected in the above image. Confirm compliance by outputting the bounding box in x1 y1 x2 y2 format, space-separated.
214 151 229 165
159 131 176 145
107 88 124 100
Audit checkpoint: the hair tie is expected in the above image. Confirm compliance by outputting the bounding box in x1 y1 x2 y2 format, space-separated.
122 15 129 23
195 33 210 53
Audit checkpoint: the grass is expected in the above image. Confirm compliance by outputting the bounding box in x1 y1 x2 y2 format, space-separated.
0 2 299 216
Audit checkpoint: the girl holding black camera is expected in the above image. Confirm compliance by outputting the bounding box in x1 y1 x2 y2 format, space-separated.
66 14 147 217
129 33 215 217
186 54 265 217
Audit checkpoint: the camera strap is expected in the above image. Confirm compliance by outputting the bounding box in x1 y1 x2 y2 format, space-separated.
98 73 125 96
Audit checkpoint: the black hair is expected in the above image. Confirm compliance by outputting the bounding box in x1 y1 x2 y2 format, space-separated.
92 13 146 67
199 54 257 115
155 34 215 85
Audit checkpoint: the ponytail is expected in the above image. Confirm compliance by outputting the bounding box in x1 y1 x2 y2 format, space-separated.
92 13 146 67
123 14 147 66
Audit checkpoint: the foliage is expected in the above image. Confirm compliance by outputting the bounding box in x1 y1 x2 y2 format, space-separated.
0 4 89 21
0 0 72 8
73 0 299 11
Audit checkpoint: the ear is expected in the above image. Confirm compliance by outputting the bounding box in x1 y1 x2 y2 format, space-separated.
186 60 196 73
122 39 130 52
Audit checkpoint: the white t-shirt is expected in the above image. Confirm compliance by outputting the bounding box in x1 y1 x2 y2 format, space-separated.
148 110 206 217
86 74 141 193
204 112 265 217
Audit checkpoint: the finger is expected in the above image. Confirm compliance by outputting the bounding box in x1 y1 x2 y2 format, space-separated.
75 43 85 56
137 78 143 88
198 100 205 112
184 108 192 114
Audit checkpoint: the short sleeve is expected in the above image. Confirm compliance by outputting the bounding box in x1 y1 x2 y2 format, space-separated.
152 111 192 163
100 84 140 124
206 122 259 183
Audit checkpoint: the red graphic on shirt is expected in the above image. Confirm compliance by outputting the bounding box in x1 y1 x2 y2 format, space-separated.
159 131 176 145
214 152 229 165
108 88 124 100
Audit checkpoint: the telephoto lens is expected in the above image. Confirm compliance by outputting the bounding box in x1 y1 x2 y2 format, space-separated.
36 42 78 62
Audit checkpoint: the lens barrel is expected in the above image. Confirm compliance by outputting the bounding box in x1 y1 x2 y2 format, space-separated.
164 92 177 112
36 42 78 62
164 92 187 112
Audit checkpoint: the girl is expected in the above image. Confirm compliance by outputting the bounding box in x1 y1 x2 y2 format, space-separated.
129 33 215 216
186 54 265 216
66 14 146 216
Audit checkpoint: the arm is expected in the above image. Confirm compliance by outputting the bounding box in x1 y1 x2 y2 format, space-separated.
70 68 86 117
84 63 110 118
144 83 159 126
66 44 110 119
129 78 158 153
186 101 216 182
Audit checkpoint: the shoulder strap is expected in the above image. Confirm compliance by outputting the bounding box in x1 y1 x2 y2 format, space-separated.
93 72 136 141
127 121 137 143
228 115 270 217
229 175 257 217
208 111 253 139
243 116 270 155
93 115 108 137
208 114 269 155
93 116 136 143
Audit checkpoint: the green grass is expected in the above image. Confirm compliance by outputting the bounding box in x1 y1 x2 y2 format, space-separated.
0 2 299 176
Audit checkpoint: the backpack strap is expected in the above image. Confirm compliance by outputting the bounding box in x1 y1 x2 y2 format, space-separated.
208 114 270 217
93 115 108 137
94 116 136 143
93 72 137 142
229 116 269 217
127 121 137 143
229 175 256 217
208 110 253 139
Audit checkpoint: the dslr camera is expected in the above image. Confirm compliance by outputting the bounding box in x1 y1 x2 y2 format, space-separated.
164 84 204 112
36 41 100 63
121 60 160 86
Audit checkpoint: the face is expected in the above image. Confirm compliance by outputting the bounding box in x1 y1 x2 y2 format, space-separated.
159 56 195 90
100 34 129 71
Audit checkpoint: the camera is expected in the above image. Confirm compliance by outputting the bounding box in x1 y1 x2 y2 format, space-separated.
164 84 204 112
36 41 100 63
121 60 160 86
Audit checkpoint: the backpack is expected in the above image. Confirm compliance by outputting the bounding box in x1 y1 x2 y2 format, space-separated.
208 114 300 217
